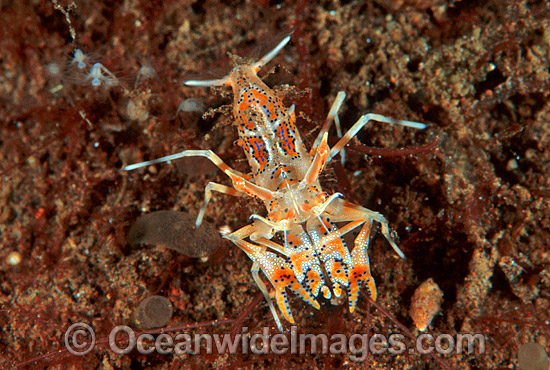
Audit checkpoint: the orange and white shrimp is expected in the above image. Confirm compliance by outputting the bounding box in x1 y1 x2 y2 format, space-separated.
125 35 426 331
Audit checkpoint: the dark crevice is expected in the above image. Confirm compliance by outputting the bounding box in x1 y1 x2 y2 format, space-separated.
406 57 422 73
474 67 506 99
191 0 206 15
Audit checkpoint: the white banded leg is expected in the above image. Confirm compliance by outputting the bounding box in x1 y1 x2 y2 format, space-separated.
328 114 427 162
124 149 276 206
310 91 347 165
196 182 245 227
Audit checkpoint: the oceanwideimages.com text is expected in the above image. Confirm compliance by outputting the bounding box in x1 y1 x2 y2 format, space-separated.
65 323 485 361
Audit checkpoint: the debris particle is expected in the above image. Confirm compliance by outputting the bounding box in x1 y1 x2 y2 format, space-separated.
6 251 21 266
518 342 549 370
128 210 222 258
410 278 444 332
176 98 205 114
135 295 173 329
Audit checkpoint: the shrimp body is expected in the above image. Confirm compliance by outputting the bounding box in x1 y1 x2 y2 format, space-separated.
126 35 427 331
230 64 309 189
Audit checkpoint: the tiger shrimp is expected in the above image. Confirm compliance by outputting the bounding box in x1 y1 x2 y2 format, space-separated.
125 35 426 331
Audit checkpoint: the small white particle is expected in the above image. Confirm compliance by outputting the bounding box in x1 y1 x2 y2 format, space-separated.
506 158 518 171
7 251 21 265
219 225 232 235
